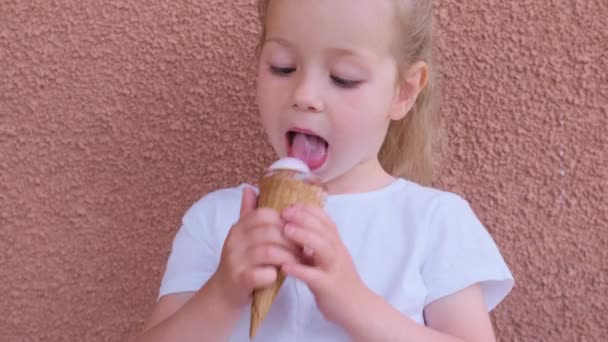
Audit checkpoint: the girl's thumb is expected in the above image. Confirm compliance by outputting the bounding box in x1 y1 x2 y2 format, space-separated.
239 186 257 217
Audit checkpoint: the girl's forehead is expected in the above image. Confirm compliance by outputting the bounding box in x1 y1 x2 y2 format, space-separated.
264 0 397 56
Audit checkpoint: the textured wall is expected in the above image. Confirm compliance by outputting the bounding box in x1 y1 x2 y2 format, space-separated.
0 1 605 341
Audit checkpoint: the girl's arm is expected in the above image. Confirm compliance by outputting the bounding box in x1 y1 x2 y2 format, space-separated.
134 187 299 341
280 204 499 342
342 284 496 342
132 275 242 342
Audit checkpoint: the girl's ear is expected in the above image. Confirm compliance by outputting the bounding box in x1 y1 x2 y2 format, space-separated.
389 61 429 120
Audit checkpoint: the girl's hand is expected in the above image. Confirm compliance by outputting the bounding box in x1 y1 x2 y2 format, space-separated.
210 187 301 309
280 203 368 326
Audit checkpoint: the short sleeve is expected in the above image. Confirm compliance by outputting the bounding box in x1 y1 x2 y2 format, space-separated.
421 193 514 311
157 199 222 300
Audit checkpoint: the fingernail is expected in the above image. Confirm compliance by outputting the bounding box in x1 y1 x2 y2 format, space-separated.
284 224 295 235
283 206 295 217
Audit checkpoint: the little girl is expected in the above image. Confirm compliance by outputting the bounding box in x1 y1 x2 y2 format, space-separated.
135 1 514 341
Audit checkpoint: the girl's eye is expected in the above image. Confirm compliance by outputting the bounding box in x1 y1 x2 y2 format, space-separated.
269 65 295 76
331 75 361 89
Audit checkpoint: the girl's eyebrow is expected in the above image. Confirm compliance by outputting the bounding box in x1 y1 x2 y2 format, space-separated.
265 36 374 61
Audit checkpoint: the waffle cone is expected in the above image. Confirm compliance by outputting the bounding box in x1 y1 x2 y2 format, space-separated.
249 170 325 338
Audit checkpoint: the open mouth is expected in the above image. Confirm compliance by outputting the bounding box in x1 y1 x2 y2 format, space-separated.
286 129 329 171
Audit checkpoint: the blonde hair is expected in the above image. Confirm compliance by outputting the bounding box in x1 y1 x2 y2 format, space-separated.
256 0 438 185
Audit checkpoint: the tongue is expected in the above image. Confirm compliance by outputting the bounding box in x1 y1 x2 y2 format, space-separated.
288 133 327 171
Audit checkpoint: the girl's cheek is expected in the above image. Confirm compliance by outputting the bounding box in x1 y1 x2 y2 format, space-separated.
256 72 275 90
258 68 276 83
336 86 368 105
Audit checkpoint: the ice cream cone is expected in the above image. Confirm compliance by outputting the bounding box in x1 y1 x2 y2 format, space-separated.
249 158 326 339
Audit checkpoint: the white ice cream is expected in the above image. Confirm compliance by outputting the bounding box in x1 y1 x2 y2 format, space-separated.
268 157 311 173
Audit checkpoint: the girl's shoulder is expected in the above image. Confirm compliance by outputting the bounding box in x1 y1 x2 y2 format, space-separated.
186 183 251 212
180 183 254 232
399 178 477 216
395 179 515 311
344 177 476 217
393 178 492 238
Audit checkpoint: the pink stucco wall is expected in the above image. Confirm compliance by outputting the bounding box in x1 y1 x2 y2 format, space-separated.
1 1 606 341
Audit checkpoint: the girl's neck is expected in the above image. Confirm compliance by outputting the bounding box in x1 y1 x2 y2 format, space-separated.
323 158 396 195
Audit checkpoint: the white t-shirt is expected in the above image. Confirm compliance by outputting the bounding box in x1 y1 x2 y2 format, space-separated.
159 179 514 341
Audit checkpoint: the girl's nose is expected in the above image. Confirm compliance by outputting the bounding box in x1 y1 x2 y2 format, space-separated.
292 74 323 112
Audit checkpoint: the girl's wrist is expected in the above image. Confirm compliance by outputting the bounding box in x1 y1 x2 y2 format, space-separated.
205 273 246 313
339 284 412 342
334 282 378 336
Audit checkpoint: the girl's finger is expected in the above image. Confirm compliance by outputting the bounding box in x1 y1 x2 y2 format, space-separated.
247 224 300 254
239 186 258 218
244 266 279 290
230 208 290 256
245 208 285 230
284 223 333 267
282 204 332 237
247 244 300 267
281 262 325 292
300 204 335 229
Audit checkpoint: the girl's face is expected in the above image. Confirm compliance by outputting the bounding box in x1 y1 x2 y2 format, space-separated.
256 0 406 192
